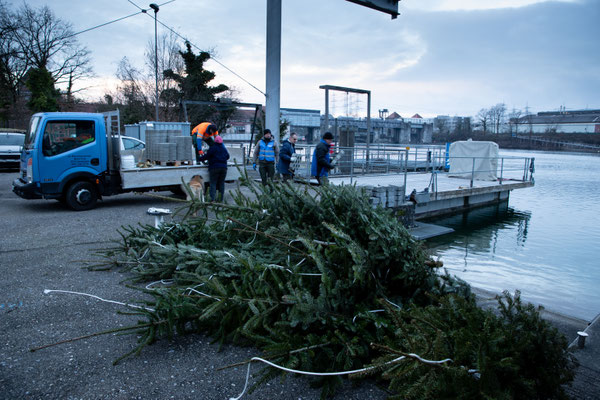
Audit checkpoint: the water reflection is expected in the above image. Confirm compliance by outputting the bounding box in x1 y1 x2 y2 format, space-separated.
426 202 532 254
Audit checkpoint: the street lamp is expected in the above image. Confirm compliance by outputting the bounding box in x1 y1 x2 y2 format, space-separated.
149 3 159 122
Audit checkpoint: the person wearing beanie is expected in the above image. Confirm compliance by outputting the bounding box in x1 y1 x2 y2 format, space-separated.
311 132 334 185
252 129 280 186
199 134 229 202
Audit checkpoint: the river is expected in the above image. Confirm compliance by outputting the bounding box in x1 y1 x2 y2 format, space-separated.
426 150 600 321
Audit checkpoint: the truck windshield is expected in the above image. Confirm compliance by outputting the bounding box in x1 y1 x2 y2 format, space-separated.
24 116 41 150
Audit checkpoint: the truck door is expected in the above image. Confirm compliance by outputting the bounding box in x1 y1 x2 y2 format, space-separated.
36 118 105 193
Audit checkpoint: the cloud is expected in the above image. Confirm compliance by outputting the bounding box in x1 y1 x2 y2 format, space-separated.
17 0 599 117
405 0 580 12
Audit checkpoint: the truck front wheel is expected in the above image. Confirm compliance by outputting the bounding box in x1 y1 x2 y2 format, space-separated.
65 181 98 211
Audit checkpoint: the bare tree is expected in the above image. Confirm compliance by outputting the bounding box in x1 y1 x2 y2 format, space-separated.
144 32 186 122
9 3 93 99
476 108 490 133
0 1 29 105
508 108 522 136
114 57 153 124
488 103 506 134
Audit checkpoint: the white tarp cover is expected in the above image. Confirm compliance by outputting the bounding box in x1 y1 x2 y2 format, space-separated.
448 140 499 181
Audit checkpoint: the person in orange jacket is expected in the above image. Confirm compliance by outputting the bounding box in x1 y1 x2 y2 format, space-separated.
191 122 218 161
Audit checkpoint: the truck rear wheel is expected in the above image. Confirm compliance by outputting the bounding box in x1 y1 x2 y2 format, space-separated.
65 181 98 211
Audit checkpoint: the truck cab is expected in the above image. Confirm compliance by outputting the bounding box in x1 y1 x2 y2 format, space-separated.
13 111 120 210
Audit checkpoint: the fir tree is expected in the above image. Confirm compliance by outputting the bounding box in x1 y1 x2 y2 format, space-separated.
86 175 575 399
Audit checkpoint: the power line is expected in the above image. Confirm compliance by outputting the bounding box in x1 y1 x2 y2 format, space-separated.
155 18 266 97
63 1 265 97
66 10 144 39
130 0 266 96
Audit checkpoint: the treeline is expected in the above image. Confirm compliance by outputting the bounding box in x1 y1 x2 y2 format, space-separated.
0 2 233 130
432 131 600 152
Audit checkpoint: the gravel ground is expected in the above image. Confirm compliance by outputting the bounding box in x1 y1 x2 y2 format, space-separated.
0 171 388 400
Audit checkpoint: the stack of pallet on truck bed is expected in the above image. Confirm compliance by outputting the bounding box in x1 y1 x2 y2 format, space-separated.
145 129 193 165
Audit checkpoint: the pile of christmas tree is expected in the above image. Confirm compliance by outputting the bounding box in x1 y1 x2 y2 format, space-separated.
99 176 574 399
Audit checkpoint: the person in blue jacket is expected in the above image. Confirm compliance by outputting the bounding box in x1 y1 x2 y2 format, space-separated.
199 135 229 202
277 132 298 182
253 129 280 186
311 132 334 185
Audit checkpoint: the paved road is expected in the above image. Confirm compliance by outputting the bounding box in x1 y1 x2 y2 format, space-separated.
2 170 598 399
0 171 386 400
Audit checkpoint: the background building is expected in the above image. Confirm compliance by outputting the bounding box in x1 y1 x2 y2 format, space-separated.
434 115 472 136
280 108 321 142
514 109 600 134
222 107 434 145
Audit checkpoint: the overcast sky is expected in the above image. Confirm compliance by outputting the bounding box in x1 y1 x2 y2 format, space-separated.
13 0 600 118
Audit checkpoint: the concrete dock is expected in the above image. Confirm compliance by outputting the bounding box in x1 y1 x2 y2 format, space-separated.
328 171 533 220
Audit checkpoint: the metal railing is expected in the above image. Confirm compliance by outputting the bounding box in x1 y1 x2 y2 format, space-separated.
432 154 535 188
292 144 410 181
243 141 535 205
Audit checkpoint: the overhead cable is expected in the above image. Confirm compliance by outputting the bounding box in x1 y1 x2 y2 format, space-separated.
129 0 266 96
65 10 144 39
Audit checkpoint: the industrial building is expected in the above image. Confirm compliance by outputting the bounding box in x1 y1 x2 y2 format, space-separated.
514 109 600 134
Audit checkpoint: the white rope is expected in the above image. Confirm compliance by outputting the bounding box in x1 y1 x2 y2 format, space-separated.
384 298 401 309
243 221 260 246
294 258 306 268
312 239 336 246
352 309 385 323
229 354 452 400
265 263 322 277
145 279 174 290
185 287 221 302
43 289 155 311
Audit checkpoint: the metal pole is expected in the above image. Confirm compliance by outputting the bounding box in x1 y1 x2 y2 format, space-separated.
324 89 329 137
266 0 282 143
402 149 407 201
366 91 371 171
350 147 354 184
471 158 475 187
150 3 160 122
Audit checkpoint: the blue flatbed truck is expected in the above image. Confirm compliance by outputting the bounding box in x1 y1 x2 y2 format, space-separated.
12 111 243 210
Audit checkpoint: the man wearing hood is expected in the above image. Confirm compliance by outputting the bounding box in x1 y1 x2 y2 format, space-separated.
199 135 229 202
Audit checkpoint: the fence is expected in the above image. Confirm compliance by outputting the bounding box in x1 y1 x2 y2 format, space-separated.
245 141 535 205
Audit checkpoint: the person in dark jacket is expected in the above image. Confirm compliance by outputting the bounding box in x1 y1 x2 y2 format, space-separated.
199 135 229 201
311 132 334 185
277 132 298 182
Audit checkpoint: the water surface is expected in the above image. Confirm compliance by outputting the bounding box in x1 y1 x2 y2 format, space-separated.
426 150 600 321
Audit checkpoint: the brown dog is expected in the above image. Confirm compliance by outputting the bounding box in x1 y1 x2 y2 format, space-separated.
184 175 205 202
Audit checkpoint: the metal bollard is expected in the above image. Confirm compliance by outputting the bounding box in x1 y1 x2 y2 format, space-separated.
147 207 172 228
577 331 589 349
